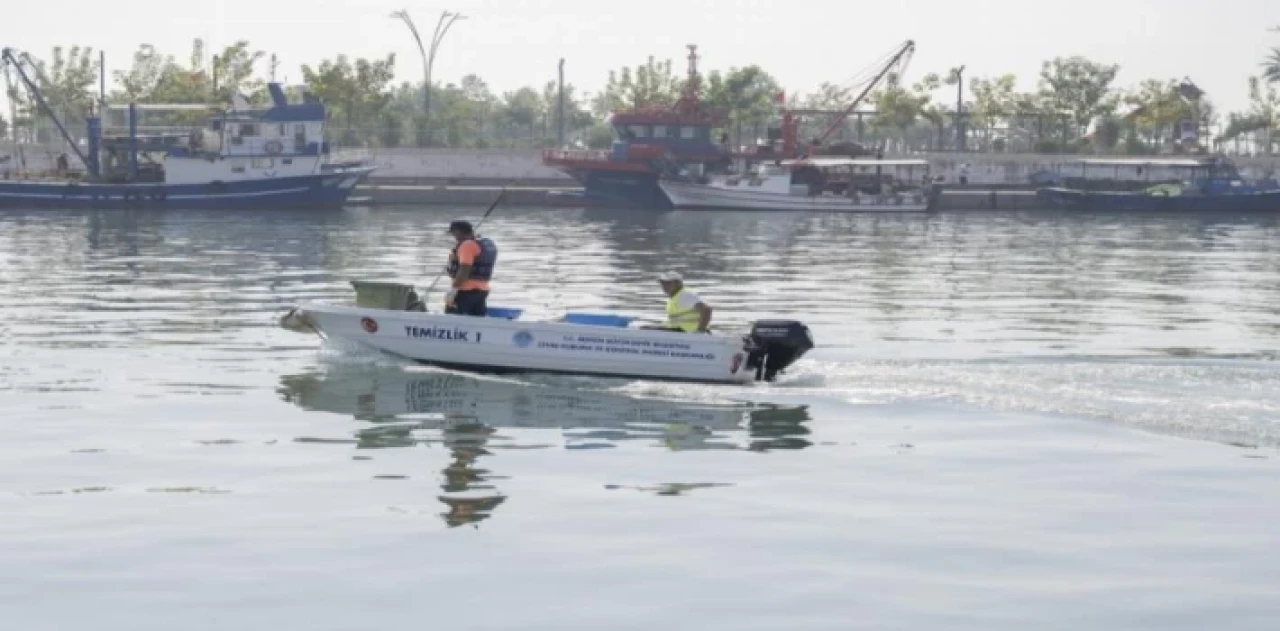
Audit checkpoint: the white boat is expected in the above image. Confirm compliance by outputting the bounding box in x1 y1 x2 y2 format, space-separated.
660 157 940 212
279 281 815 384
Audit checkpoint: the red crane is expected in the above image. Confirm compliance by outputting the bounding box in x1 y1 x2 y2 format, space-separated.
780 39 916 159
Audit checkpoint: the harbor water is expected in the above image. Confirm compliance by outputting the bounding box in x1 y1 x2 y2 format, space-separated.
2 206 1278 630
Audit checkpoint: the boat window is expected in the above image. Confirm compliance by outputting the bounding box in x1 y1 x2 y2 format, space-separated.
240 123 259 137
231 165 246 173
252 157 274 169
282 158 293 165
653 126 668 138
628 125 649 138
277 123 286 136
680 126 697 139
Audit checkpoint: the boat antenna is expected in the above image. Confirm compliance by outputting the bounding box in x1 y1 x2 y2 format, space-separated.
419 186 508 305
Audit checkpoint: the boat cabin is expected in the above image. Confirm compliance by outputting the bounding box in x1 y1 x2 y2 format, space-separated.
96 83 332 185
718 157 932 197
1061 157 1249 194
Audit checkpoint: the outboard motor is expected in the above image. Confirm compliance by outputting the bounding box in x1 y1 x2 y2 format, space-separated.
745 320 815 382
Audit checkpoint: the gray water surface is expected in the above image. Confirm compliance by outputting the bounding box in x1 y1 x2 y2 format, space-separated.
2 207 1278 630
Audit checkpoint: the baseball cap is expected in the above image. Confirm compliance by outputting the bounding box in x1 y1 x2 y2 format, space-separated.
658 271 683 282
447 220 473 234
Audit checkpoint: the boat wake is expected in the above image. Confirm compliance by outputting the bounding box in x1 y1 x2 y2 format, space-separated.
776 355 1280 450
311 337 1280 449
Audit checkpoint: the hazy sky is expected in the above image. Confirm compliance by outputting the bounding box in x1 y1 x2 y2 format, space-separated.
5 0 1278 118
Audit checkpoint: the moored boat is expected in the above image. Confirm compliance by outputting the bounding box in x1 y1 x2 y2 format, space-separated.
0 47 375 209
1036 157 1280 212
541 45 733 209
661 157 940 212
280 281 815 384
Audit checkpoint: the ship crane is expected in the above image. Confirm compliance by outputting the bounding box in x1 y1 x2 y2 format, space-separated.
2 47 100 178
779 39 916 159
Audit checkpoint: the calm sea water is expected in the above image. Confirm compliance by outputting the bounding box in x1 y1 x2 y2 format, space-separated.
2 206 1278 630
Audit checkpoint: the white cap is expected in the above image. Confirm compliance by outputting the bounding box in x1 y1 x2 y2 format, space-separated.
658 271 683 282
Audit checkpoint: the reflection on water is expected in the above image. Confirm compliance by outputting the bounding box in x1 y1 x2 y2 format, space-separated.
278 365 811 526
4 208 1280 626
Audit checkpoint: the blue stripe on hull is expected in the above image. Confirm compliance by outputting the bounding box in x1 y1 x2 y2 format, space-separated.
1037 188 1280 212
0 171 371 210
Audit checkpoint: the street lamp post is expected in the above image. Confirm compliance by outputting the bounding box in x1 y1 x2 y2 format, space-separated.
390 8 466 146
952 65 965 153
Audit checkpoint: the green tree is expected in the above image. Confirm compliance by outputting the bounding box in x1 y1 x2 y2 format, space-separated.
6 46 99 142
968 74 1018 149
1247 76 1279 154
112 44 170 101
540 80 595 144
871 72 939 146
111 39 264 112
704 65 780 146
590 56 680 117
1263 26 1280 83
301 53 396 145
1037 56 1120 139
209 41 266 103
498 86 544 144
1121 79 1214 152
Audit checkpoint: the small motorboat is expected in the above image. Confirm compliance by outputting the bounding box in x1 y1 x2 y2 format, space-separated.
279 281 815 384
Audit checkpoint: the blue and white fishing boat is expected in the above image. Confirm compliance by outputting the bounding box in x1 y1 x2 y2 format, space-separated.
1036 157 1280 212
0 47 375 209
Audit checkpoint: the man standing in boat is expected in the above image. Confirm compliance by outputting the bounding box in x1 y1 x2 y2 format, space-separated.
444 220 497 316
658 271 713 333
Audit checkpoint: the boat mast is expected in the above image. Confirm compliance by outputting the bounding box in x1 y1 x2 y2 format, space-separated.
0 47 97 178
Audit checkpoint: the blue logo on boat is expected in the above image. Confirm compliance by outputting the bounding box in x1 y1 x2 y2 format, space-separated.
512 330 533 348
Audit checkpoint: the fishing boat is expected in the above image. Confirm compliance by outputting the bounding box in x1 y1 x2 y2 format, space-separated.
1035 157 1280 212
0 47 375 209
279 281 815 384
543 40 918 210
541 45 733 209
660 157 939 211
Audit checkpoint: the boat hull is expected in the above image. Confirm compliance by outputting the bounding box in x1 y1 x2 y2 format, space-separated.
0 168 374 210
1036 187 1280 212
553 168 671 209
660 180 934 212
292 304 758 385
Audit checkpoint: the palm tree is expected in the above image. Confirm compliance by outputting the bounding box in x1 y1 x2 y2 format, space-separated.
1263 47 1280 84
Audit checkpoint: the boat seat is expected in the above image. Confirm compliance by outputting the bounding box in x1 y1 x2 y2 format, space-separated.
561 312 633 327
486 306 523 320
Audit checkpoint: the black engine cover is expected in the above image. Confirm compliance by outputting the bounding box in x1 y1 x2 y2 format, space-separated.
746 320 815 381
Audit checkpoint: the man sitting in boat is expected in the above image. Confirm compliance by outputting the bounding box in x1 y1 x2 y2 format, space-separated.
444 220 497 317
658 271 713 333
